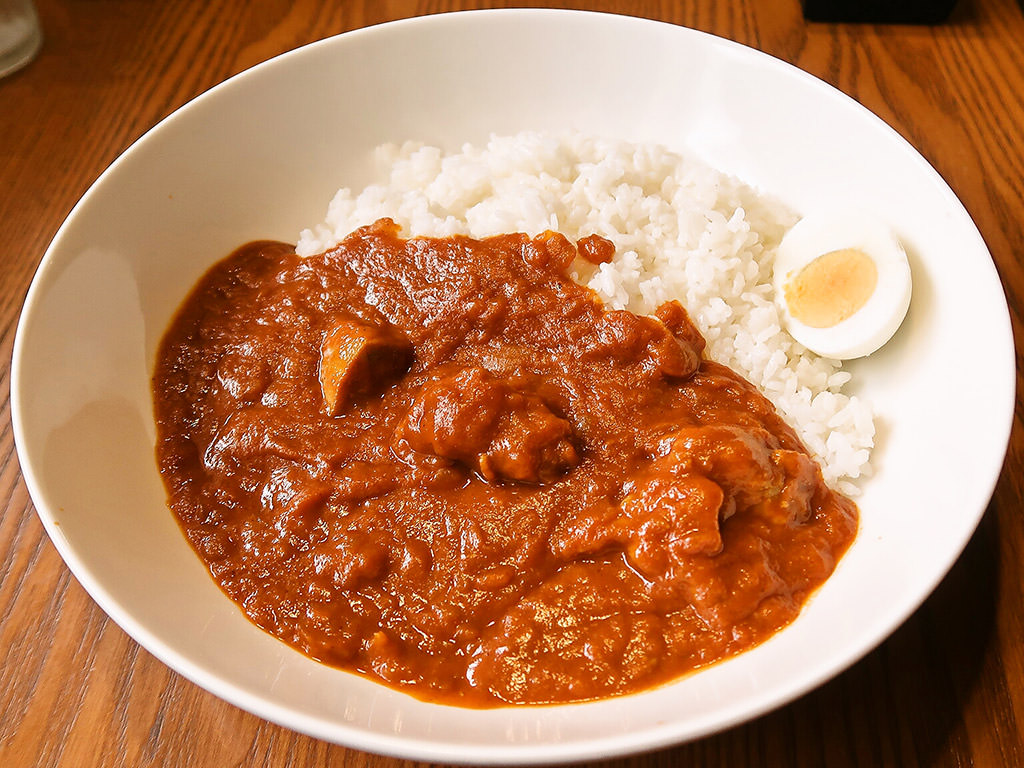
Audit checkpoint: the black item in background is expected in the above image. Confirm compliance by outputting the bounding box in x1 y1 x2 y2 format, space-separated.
801 0 959 23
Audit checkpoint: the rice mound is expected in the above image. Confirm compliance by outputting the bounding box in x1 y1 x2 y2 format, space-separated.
297 131 874 495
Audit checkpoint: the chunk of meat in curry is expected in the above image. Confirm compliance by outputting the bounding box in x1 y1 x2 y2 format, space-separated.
153 219 857 706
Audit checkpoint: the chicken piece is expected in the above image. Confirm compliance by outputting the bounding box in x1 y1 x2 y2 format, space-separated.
654 425 781 509
619 473 727 575
553 425 784 580
400 366 578 484
585 310 700 380
319 315 412 415
478 390 579 483
549 474 725 577
655 300 707 359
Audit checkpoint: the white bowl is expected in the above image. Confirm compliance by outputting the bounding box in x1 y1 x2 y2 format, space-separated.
12 9 1014 764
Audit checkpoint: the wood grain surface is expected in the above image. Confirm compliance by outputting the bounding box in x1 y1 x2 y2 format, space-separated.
2 0 1023 766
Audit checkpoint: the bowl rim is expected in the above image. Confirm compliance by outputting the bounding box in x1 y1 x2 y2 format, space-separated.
11 7 1016 764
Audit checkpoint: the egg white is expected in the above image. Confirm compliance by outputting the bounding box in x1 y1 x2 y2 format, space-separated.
772 210 912 360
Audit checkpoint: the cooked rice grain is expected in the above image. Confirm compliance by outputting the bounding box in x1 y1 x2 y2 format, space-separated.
298 132 874 494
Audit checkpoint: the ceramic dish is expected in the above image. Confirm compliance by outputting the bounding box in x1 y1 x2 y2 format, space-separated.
11 9 1014 764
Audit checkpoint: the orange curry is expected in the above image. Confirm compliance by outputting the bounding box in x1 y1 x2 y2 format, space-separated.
153 219 857 706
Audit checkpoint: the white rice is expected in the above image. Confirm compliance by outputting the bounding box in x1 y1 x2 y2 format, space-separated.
297 131 873 495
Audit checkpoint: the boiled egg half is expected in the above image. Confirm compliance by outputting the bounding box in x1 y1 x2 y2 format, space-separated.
773 210 912 360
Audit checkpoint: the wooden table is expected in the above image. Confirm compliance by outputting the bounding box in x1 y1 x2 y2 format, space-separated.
2 1 1022 765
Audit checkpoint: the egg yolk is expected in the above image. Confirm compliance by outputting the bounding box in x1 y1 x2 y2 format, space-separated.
783 248 878 328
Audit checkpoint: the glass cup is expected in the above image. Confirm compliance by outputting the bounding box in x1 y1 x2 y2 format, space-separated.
0 0 41 78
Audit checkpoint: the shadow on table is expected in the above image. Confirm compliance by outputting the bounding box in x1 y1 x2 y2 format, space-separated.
589 499 1004 768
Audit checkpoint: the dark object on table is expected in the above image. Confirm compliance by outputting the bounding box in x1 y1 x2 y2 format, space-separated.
802 0 958 23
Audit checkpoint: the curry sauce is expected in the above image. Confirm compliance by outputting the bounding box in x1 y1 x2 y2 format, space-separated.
153 219 857 706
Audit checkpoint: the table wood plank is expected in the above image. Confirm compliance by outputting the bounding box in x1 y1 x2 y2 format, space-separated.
2 1 1023 765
